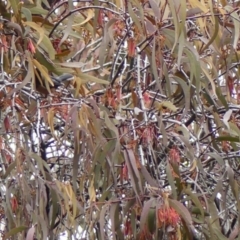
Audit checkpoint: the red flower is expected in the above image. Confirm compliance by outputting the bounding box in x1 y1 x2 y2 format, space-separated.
143 92 151 108
128 38 136 58
168 207 180 226
11 196 18 213
4 116 11 133
98 10 104 27
169 148 180 164
124 219 132 236
157 206 180 228
27 39 36 54
142 126 154 145
121 163 128 181
227 76 234 96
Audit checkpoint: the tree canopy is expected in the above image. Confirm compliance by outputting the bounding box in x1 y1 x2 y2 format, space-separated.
0 0 240 239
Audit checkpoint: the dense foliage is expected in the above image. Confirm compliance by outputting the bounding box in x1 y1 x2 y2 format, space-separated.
1 0 240 239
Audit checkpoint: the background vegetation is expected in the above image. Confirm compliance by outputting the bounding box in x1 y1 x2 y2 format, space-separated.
0 0 240 239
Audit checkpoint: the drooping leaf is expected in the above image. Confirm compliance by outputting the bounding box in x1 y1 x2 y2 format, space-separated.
5 226 28 238
140 198 155 230
24 21 45 45
169 199 194 235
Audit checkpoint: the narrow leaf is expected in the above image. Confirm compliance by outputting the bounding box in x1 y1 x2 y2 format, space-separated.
24 21 45 45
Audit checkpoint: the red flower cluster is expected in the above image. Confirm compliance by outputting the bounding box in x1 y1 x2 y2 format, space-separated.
157 206 180 228
169 147 180 164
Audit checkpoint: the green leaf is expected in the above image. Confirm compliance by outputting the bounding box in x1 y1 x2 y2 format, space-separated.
50 189 59 230
201 16 219 53
212 227 228 240
150 37 159 87
207 153 224 165
3 161 16 179
110 201 118 240
225 5 240 49
5 22 23 37
216 136 240 142
229 122 240 137
161 101 178 112
34 49 58 73
56 62 86 68
33 59 54 87
99 18 118 67
147 207 156 234
177 32 185 67
100 204 109 240
8 0 19 19
58 13 74 48
30 153 51 179
21 7 32 21
183 188 204 219
140 198 155 230
227 165 239 199
191 207 210 217
216 86 228 109
78 72 109 85
5 226 28 238
169 199 194 235
128 1 143 36
27 6 48 15
166 163 177 199
38 34 56 60
24 21 45 45
8 52 34 96
168 0 180 51
170 74 190 116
